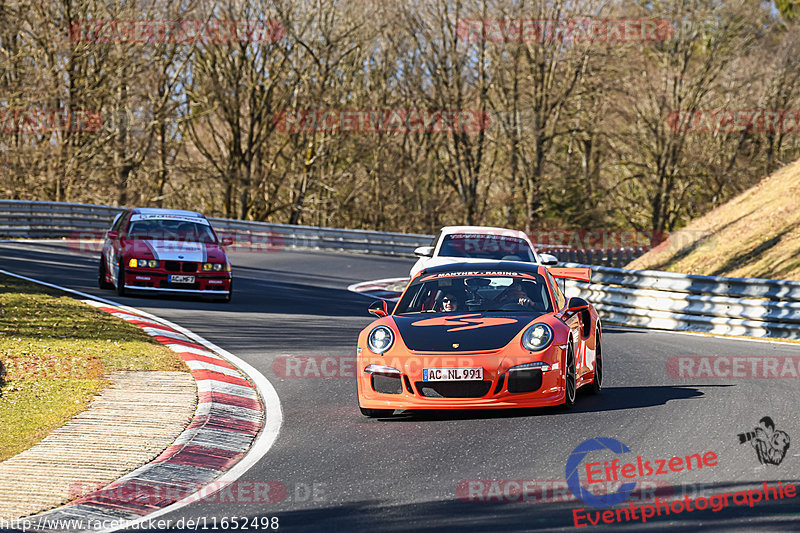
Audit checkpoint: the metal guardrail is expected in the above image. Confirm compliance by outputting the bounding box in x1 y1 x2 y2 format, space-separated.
545 247 648 268
2 199 798 339
0 199 646 264
562 263 800 339
0 200 432 256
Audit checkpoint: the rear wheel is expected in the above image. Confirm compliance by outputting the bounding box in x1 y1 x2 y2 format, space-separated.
589 334 602 394
360 407 394 418
98 256 113 290
116 262 126 296
561 343 577 409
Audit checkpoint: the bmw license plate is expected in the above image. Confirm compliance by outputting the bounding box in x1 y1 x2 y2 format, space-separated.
423 367 483 381
169 275 195 284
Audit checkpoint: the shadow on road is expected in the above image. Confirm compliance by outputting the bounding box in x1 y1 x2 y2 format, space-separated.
377 385 724 422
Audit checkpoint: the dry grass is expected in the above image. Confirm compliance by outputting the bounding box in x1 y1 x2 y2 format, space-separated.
0 274 187 460
628 158 800 280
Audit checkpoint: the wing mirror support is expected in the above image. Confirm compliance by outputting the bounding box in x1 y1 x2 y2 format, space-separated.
368 300 389 317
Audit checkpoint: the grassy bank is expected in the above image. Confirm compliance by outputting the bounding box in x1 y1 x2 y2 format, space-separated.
0 274 187 461
627 158 800 280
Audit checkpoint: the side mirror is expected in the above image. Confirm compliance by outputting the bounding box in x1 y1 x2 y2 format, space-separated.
539 253 558 266
106 231 119 240
221 236 234 246
414 246 434 258
368 300 389 317
565 297 589 312
564 297 591 337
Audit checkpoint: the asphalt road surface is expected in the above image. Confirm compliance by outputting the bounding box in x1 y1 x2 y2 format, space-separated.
2 240 799 532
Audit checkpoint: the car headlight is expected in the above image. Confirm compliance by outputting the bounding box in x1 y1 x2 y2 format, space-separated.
521 323 553 351
203 263 227 271
367 326 394 354
129 258 158 268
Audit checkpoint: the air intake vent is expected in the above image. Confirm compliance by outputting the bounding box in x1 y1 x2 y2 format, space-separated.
415 381 492 398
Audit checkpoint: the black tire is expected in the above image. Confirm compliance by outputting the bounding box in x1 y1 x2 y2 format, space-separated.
561 342 577 409
589 334 602 394
98 256 113 290
116 262 126 296
360 407 394 418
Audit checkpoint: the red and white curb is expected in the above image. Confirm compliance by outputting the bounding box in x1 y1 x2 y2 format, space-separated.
346 277 408 302
0 269 282 532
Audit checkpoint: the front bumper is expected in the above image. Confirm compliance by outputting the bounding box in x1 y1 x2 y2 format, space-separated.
357 347 566 410
124 270 231 294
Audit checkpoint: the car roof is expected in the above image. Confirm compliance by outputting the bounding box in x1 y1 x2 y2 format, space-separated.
419 261 544 276
438 226 531 240
130 207 207 218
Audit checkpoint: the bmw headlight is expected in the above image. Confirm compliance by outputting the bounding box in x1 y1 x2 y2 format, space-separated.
129 258 159 268
203 262 227 271
521 323 553 351
367 326 394 354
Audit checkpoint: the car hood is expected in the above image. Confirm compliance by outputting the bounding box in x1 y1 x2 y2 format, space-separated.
127 239 225 262
392 313 535 352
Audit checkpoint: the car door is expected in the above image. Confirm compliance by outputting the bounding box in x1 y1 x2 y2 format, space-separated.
547 269 592 379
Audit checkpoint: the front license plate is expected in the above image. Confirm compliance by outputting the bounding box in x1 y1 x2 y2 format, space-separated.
169 275 195 283
423 367 483 381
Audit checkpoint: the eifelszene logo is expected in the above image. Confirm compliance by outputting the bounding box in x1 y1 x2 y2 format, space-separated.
738 417 790 466
566 437 638 507
566 437 719 508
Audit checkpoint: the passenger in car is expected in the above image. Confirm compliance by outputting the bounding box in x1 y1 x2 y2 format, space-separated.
437 292 460 312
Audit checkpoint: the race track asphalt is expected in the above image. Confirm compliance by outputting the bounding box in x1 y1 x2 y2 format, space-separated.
2 241 799 532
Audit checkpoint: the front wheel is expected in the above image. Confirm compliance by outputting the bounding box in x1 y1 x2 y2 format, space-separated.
360 407 393 418
589 335 602 394
561 343 577 409
116 262 126 296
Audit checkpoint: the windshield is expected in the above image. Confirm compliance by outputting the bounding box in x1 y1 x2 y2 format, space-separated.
438 234 535 261
395 272 552 314
126 218 217 243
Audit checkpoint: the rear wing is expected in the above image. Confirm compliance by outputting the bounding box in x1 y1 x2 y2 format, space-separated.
549 267 591 282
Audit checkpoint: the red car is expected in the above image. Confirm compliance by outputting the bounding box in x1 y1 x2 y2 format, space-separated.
98 208 232 302
356 262 599 417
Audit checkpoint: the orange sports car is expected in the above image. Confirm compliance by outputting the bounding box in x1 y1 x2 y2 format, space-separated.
356 262 600 417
